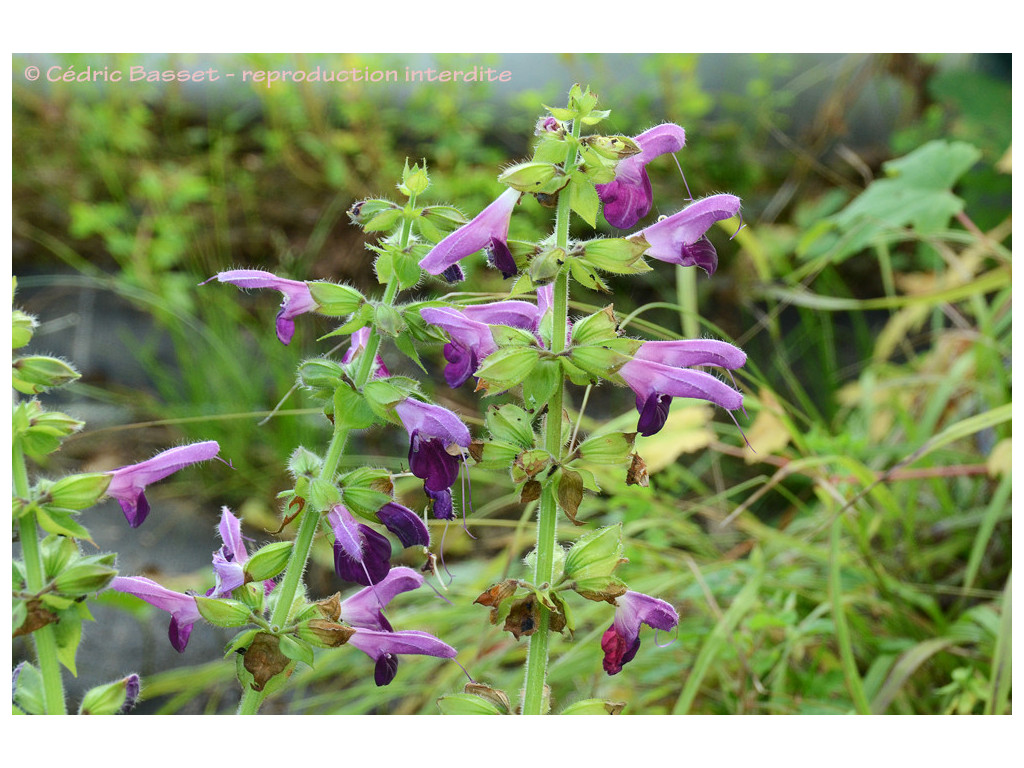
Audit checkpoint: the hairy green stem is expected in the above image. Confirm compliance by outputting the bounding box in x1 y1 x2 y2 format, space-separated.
14 442 67 714
521 118 578 715
237 198 411 714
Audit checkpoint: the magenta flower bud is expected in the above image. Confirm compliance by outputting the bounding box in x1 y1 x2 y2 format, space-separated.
202 269 318 345
633 194 742 277
419 188 521 278
596 123 686 229
105 441 220 528
600 590 678 675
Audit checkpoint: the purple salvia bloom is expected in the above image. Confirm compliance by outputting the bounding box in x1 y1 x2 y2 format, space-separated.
328 504 392 587
210 506 250 597
202 269 318 345
632 194 742 277
394 398 471 520
600 590 678 675
348 628 458 687
377 502 430 549
596 123 686 230
420 300 542 388
634 339 747 370
341 327 391 379
336 565 457 686
108 576 203 653
619 353 744 438
338 565 425 632
419 188 521 279
105 441 220 528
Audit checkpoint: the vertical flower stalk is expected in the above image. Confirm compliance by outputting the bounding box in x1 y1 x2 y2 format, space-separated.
235 189 418 716
13 441 67 714
520 115 580 716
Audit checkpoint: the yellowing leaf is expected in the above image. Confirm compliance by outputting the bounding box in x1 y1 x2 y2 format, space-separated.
744 389 791 464
987 438 1011 478
636 403 714 473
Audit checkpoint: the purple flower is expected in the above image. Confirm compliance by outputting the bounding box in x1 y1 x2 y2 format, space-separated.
108 576 203 653
420 300 543 388
341 327 390 379
596 123 686 230
619 340 745 438
202 269 318 345
631 194 742 277
394 398 471 520
600 590 678 675
210 506 254 597
105 441 220 528
376 502 431 549
419 188 521 279
338 566 457 686
328 504 393 587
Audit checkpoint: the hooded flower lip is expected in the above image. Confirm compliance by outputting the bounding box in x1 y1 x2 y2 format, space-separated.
328 504 392 587
105 441 220 528
335 565 457 686
632 194 742 277
596 123 686 230
600 590 678 675
376 502 431 549
619 341 745 438
210 506 249 597
419 187 521 278
109 576 202 653
394 398 471 520
202 269 317 345
420 300 543 388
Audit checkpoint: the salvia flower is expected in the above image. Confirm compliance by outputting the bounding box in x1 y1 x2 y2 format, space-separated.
619 340 746 438
600 590 679 675
202 269 318 345
596 123 686 230
420 300 543 388
105 441 220 528
419 187 521 279
108 575 203 653
394 398 471 520
631 194 742 277
109 506 251 651
338 566 457 686
328 504 394 587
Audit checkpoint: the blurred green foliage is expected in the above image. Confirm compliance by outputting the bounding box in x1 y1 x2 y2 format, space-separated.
13 53 1010 714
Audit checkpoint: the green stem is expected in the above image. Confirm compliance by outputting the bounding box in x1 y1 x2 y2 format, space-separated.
237 203 410 715
521 118 578 715
14 442 67 715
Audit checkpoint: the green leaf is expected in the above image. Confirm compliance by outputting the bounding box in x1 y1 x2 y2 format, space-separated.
568 171 599 227
831 140 982 258
53 613 84 676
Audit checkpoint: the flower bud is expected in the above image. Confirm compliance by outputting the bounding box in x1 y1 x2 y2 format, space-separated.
13 309 36 349
560 698 626 715
12 355 81 394
563 525 626 582
298 358 346 391
474 346 540 395
236 581 266 613
287 446 323 478
398 160 431 197
498 162 569 195
244 541 293 582
78 673 141 715
307 282 364 317
54 554 118 596
348 198 402 231
529 245 565 284
48 473 111 510
485 404 535 449
194 596 253 627
295 618 355 648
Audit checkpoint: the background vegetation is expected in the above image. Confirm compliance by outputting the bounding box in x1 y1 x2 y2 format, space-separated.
12 52 1011 714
